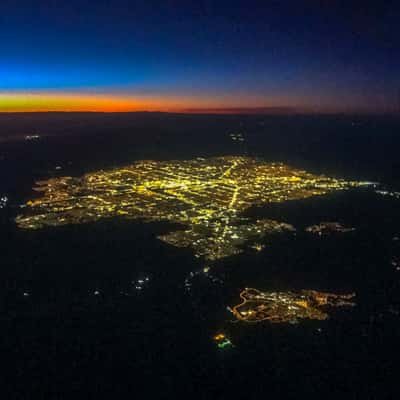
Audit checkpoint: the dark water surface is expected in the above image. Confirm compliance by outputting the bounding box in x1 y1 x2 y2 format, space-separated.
1 113 400 398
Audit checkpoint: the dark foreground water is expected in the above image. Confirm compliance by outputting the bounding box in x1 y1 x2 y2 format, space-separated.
1 113 400 399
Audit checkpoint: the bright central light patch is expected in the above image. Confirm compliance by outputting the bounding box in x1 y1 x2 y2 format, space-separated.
16 156 362 260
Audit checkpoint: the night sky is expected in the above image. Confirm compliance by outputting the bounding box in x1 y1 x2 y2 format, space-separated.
1 0 399 113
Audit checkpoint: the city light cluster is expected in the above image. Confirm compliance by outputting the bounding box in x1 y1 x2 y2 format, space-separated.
16 156 362 260
229 288 356 324
305 222 355 235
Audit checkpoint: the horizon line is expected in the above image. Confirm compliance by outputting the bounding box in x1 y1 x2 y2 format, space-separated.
0 108 398 116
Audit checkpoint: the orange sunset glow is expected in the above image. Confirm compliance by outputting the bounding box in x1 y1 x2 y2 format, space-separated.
0 93 193 113
0 92 306 114
0 92 310 114
1 92 395 114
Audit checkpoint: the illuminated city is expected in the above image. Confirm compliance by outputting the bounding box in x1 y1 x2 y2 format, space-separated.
16 156 364 261
305 222 356 235
229 288 356 324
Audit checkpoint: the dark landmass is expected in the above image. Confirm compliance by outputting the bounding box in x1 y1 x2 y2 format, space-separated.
1 112 400 398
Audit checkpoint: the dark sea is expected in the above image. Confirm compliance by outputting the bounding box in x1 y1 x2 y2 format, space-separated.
1 113 400 399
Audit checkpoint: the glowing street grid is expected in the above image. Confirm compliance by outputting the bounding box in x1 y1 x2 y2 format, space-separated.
16 156 363 261
230 288 356 324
